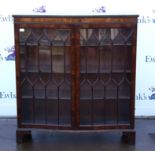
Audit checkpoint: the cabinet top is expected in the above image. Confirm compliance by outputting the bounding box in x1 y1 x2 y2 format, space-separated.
13 15 138 18
13 15 139 24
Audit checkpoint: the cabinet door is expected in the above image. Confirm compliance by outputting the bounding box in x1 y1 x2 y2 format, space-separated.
18 27 73 127
79 27 134 127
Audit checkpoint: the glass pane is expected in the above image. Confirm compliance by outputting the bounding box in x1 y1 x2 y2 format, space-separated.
22 98 33 123
35 99 46 123
34 79 45 98
19 28 72 126
100 46 112 73
93 81 104 99
80 47 99 73
59 100 71 125
20 46 26 71
52 46 71 74
99 28 112 45
46 99 58 124
104 99 117 124
105 80 117 99
125 47 132 72
80 100 91 125
19 28 31 43
46 81 58 99
118 80 130 99
118 99 130 123
38 30 50 46
80 81 92 125
21 78 33 97
112 28 132 45
52 46 64 73
80 81 92 99
23 28 42 45
26 46 38 72
79 27 133 126
39 46 51 72
93 100 105 124
80 48 86 73
87 47 99 73
80 29 99 46
112 46 126 72
59 81 71 99
52 29 71 46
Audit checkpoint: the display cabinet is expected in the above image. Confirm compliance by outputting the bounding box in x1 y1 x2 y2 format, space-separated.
13 15 138 144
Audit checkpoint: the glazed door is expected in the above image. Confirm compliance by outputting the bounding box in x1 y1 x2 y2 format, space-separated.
18 27 74 128
79 27 134 128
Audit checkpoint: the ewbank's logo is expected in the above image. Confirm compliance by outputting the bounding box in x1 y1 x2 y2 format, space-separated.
0 91 16 99
0 46 15 61
145 55 155 62
148 87 155 100
92 6 106 13
0 15 13 22
5 46 15 61
32 5 46 13
136 86 155 100
138 15 155 24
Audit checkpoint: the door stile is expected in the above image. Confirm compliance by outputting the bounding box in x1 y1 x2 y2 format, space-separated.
70 26 80 129
75 26 80 128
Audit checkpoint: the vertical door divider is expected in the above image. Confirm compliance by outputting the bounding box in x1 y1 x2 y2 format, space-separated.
71 26 80 129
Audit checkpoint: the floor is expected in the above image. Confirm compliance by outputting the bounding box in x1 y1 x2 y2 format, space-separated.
0 118 155 151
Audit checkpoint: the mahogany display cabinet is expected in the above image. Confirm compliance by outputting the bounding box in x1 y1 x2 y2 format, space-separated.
13 15 138 144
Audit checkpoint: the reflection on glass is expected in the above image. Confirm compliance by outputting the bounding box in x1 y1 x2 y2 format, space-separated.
52 46 71 73
80 28 132 46
110 29 119 40
19 28 31 43
52 29 71 46
99 28 112 45
80 29 99 46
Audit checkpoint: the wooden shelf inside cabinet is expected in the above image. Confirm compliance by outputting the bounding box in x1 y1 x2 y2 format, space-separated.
14 15 138 145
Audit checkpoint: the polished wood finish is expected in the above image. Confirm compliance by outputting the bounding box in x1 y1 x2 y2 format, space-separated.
16 130 32 144
122 130 136 145
14 15 138 144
